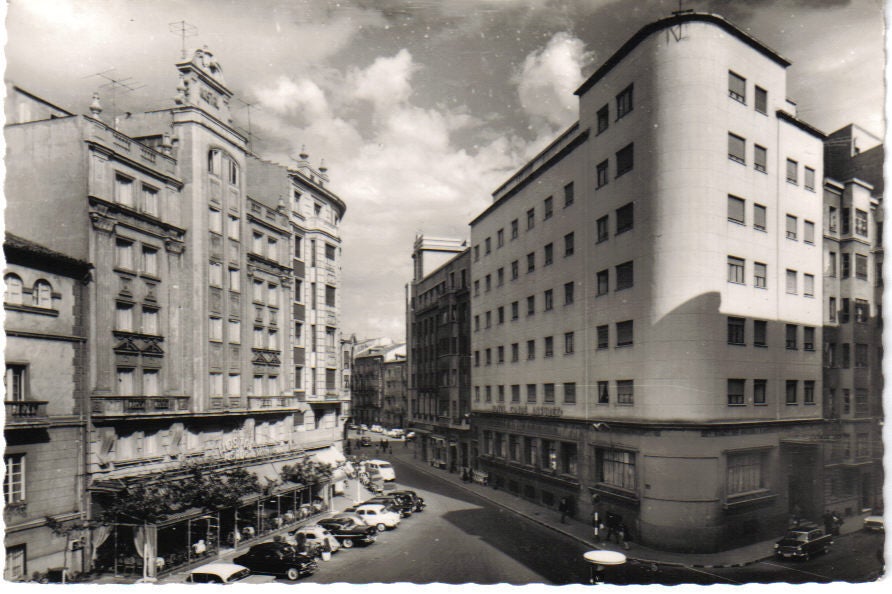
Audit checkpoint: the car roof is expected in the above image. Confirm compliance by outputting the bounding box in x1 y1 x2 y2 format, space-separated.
189 563 248 578
355 503 387 510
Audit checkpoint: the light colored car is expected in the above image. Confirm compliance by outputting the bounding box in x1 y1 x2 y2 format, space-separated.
353 503 401 531
363 459 396 482
291 525 341 553
390 428 405 438
370 424 383 433
186 562 251 584
863 515 885 532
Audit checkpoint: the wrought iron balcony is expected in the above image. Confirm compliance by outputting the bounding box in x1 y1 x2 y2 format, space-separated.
92 396 190 416
5 400 49 425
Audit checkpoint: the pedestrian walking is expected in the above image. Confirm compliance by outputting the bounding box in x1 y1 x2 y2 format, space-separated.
618 522 631 550
559 497 568 523
822 511 834 535
605 512 619 544
831 510 843 536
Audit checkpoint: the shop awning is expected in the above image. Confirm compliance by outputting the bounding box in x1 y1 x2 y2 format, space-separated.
309 445 346 466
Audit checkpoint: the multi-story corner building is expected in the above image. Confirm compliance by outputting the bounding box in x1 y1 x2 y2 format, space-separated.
3 235 92 580
406 237 472 470
381 358 408 430
469 13 826 552
4 47 347 578
820 124 884 515
352 341 405 427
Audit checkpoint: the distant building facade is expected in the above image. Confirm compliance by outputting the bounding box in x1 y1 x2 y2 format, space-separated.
407 236 472 470
352 342 405 427
382 359 408 429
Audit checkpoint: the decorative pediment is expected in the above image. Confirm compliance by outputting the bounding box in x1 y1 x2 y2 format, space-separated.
113 335 140 354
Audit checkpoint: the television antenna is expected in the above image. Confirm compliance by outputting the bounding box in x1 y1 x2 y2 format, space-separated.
84 69 145 126
233 96 263 151
169 20 199 60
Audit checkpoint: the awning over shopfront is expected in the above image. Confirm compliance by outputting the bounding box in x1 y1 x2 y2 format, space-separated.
309 445 346 466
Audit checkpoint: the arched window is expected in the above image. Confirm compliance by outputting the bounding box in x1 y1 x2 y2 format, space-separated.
208 149 221 175
33 280 53 308
4 274 23 305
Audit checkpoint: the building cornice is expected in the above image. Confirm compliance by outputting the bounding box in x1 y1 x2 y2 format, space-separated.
777 110 826 139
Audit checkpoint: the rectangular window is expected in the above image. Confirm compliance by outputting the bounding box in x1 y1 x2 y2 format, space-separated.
728 133 746 164
142 247 158 276
855 209 868 237
804 274 815 297
598 448 637 491
511 384 520 403
804 220 815 244
325 285 336 307
564 332 575 354
827 252 837 277
115 302 134 332
497 228 504 247
511 301 519 320
786 158 798 184
786 269 797 294
727 452 764 495
527 252 536 273
564 383 576 404
616 320 633 347
855 343 869 368
4 366 26 402
855 299 869 323
616 380 634 405
804 167 816 191
829 297 837 322
613 260 634 291
728 71 746 103
842 208 851 234
616 143 634 176
727 379 745 406
597 216 609 242
511 343 519 362
485 274 492 292
544 243 553 266
597 325 608 349
564 232 575 257
597 381 609 404
841 343 851 368
325 243 337 260
564 182 575 207
485 349 492 366
141 307 158 335
511 260 519 280
749 146 766 175
544 289 553 311
116 238 134 270
209 261 223 287
616 202 634 234
754 262 767 288
228 216 240 240
751 379 768 405
5 543 26 581
728 257 745 284
252 232 264 254
828 206 838 232
498 306 505 324
511 219 519 239
786 214 798 240
526 384 537 403
786 324 797 350
841 298 850 323
616 84 633 119
597 105 609 133
754 320 767 347
229 319 241 344
484 237 492 255
143 369 160 396
142 185 159 216
596 269 609 295
527 208 535 230
527 295 535 316
754 204 767 230
727 317 745 345
209 208 223 234
3 453 25 504
855 254 868 280
596 160 609 187
786 380 798 404
755 86 767 114
497 346 505 364
497 268 504 286
543 383 555 403
728 195 745 224
527 340 536 360
804 326 815 351
564 282 574 305
117 367 135 396
115 174 134 207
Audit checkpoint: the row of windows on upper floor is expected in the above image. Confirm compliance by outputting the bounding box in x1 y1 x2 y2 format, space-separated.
827 296 871 324
824 341 872 370
727 195 818 244
293 189 342 227
827 206 870 238
208 317 280 350
475 321 634 364
727 132 816 189
473 203 634 293
115 239 160 277
293 237 339 264
208 149 240 185
826 251 870 281
475 379 634 406
727 378 816 407
726 317 818 351
728 71 769 115
474 183 576 262
3 275 55 310
114 173 161 216
727 256 817 297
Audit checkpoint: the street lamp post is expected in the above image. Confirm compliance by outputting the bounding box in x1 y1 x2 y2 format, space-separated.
583 550 626 585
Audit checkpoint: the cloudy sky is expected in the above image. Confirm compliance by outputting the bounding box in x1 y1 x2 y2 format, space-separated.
4 0 885 341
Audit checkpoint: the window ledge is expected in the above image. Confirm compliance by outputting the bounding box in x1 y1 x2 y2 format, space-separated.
4 303 60 317
723 490 776 511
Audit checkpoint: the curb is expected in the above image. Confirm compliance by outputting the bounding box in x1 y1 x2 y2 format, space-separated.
391 454 773 571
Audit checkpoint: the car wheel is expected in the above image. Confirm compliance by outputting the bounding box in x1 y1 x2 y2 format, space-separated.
377 522 386 532
286 567 300 581
342 538 354 549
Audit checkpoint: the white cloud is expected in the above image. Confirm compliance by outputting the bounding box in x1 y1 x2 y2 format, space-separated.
514 32 592 129
255 76 332 120
349 49 418 112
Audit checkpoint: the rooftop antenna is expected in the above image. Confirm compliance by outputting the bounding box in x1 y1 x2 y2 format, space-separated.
169 20 199 60
233 96 263 151
84 69 145 127
669 0 692 41
671 0 693 15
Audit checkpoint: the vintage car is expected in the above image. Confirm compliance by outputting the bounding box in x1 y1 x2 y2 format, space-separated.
389 490 426 512
863 515 885 532
365 494 415 517
774 525 833 560
363 459 396 481
352 503 401 531
290 525 341 555
233 542 318 580
186 563 251 584
317 516 378 547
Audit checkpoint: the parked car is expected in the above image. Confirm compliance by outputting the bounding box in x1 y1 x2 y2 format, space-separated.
352 503 401 531
360 435 372 447
405 431 416 440
186 563 251 584
290 525 341 555
774 525 833 560
366 494 415 517
390 490 426 512
233 542 318 580
363 459 396 481
318 517 378 548
370 424 383 433
863 515 885 532
390 428 405 438
360 424 369 431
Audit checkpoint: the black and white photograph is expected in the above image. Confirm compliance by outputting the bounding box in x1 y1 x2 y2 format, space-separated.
1 0 887 588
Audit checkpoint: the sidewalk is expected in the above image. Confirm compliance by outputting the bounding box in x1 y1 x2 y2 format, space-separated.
384 443 872 569
90 480 377 585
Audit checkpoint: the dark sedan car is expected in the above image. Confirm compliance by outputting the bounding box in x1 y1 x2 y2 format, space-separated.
232 542 317 580
366 494 415 517
390 490 426 512
317 517 378 548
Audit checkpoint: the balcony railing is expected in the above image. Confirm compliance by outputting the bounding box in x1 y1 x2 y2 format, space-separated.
92 396 190 416
247 396 300 410
5 400 49 422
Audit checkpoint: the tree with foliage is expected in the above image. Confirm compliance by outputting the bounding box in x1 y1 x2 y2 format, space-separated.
280 459 333 485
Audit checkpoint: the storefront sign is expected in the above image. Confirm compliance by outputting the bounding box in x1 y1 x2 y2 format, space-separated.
203 437 291 461
489 405 563 417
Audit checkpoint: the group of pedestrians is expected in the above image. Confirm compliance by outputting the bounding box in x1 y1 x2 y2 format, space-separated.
590 496 631 550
